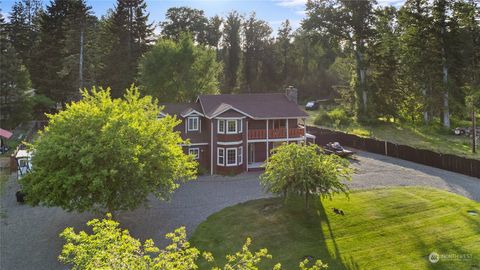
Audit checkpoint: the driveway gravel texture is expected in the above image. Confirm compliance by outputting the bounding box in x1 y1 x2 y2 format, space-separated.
0 151 478 270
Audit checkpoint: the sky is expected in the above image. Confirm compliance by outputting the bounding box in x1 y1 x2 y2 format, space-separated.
1 0 406 32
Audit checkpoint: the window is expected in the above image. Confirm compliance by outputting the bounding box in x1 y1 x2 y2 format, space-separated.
187 117 199 131
238 120 243 133
188 148 200 159
227 120 237 134
217 148 225 166
238 146 243 165
226 148 237 166
218 119 225 134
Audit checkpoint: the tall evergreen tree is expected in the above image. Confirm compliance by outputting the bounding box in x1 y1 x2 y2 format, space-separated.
276 20 293 85
99 0 154 97
30 0 93 103
222 11 242 93
0 12 33 129
242 12 273 92
368 6 402 120
7 0 42 69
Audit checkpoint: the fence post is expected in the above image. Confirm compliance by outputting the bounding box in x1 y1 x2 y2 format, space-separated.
385 141 388 156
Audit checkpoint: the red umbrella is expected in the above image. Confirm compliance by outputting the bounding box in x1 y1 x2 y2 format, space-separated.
0 128 13 139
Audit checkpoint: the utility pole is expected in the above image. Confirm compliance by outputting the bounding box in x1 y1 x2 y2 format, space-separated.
473 108 477 153
79 25 84 90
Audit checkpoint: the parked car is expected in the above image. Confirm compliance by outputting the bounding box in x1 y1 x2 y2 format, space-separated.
324 142 355 157
453 127 480 136
305 101 319 110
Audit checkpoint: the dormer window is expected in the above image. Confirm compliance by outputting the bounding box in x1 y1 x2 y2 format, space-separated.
187 117 199 131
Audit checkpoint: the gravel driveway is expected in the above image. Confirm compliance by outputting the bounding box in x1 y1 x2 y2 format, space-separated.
1 151 478 270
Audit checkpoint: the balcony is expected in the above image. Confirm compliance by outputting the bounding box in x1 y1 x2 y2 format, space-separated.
248 127 304 140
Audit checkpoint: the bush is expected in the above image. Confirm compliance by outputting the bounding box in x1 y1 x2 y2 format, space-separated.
314 108 352 128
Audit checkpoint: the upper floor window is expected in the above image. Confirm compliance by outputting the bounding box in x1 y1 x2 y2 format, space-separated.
217 119 243 134
187 117 199 131
218 119 225 134
227 120 237 134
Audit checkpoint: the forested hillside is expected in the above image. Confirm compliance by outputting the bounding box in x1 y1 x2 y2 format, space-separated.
1 0 479 134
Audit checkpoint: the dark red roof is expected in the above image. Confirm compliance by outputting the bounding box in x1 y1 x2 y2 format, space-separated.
198 93 308 119
0 128 13 139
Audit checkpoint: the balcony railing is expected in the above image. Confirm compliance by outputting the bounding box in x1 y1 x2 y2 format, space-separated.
248 127 304 140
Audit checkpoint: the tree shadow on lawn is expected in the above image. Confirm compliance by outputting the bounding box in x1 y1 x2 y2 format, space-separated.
307 198 360 270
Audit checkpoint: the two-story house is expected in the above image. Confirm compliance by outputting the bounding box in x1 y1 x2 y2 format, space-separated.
160 87 311 175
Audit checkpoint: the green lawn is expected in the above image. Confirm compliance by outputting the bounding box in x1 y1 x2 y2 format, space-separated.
190 188 480 270
306 109 480 160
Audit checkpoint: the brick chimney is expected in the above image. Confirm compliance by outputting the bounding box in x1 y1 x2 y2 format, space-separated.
285 86 298 104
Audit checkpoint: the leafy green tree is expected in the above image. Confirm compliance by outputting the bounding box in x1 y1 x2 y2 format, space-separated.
261 143 352 208
0 12 33 129
222 11 243 93
59 214 328 270
206 15 223 50
160 7 209 44
20 86 197 213
304 0 376 120
138 34 221 102
99 0 154 97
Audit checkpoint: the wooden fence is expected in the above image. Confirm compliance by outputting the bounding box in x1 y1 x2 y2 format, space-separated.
307 126 480 178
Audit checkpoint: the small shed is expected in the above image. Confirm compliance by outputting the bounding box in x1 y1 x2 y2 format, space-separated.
15 150 32 179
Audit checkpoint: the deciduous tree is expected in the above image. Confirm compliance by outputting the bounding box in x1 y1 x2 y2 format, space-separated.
138 34 221 102
260 143 352 208
20 86 197 213
59 214 328 270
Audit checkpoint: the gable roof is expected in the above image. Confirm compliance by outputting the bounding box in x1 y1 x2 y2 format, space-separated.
198 93 308 119
159 103 203 117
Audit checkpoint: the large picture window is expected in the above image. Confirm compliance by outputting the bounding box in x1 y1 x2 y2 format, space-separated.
227 120 237 134
217 148 225 166
238 146 243 165
187 117 199 131
226 148 237 166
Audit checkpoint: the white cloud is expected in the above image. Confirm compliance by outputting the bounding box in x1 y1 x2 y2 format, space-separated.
295 10 306 16
274 0 307 7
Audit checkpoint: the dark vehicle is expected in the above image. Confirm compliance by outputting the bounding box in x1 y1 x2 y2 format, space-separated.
453 127 480 136
324 142 355 157
305 101 319 110
16 190 25 203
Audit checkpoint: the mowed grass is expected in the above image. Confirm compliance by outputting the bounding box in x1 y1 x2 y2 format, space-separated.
306 109 480 160
190 188 480 270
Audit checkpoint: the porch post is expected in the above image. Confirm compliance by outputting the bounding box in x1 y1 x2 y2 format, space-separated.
246 120 249 172
266 119 269 161
210 121 214 175
286 119 289 140
303 118 307 144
